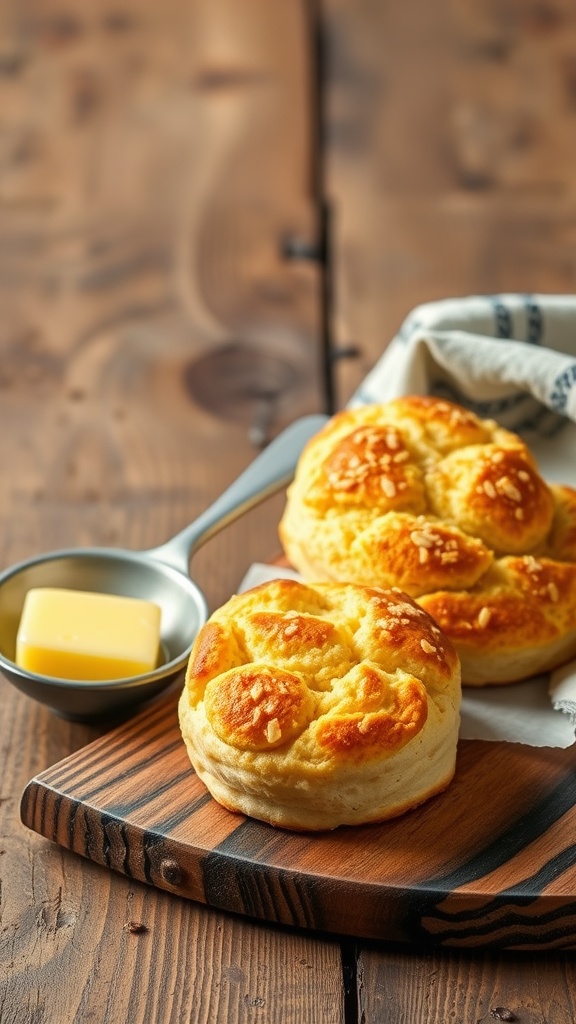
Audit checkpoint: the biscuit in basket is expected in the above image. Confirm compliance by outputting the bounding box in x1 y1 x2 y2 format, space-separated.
178 578 461 831
278 396 576 685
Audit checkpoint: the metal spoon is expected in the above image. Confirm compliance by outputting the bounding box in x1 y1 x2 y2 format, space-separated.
0 414 327 721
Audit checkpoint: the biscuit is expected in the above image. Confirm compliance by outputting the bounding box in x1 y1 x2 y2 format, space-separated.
178 578 461 830
279 396 576 685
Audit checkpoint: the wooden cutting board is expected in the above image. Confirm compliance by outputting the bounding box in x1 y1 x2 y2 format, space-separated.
20 687 576 950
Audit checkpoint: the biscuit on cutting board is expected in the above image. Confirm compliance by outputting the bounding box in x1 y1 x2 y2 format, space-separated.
279 395 576 685
178 578 461 831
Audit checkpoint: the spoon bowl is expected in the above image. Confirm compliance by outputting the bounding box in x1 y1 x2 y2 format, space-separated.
0 414 326 721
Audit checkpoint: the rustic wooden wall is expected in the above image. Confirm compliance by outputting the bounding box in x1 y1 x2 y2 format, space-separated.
324 0 576 402
3 2 575 411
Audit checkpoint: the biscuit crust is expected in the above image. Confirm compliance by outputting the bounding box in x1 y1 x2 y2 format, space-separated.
178 579 461 830
279 397 576 685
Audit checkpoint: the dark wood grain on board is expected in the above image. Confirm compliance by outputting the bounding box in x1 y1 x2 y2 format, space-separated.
20 688 576 951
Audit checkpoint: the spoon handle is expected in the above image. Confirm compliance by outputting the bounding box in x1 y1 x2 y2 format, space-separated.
145 414 328 575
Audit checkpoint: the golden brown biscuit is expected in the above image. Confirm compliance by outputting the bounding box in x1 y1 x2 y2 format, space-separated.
426 444 554 554
279 396 576 685
178 578 461 830
420 555 576 684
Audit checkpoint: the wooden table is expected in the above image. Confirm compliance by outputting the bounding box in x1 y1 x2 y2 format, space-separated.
1 1 576 1020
